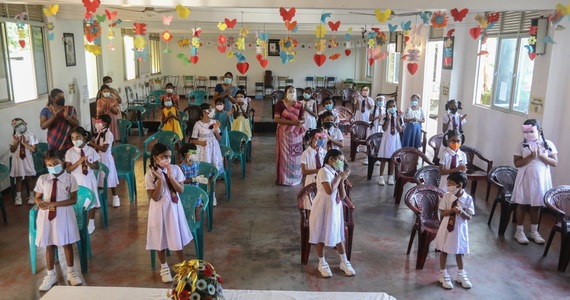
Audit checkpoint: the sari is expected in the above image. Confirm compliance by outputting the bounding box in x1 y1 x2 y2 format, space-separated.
274 100 306 186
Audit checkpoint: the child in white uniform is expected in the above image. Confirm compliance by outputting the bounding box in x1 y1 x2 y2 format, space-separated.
146 142 193 283
308 149 355 278
377 100 403 186
440 99 467 162
438 130 467 192
301 129 327 211
353 86 374 123
511 119 558 245
34 149 82 291
89 114 120 208
319 111 344 150
368 96 385 135
435 172 474 290
65 127 100 234
318 97 340 125
302 87 318 130
9 118 38 205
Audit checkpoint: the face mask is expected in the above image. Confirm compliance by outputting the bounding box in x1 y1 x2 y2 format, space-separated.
55 97 65 106
323 121 334 129
164 101 173 107
333 159 344 171
325 104 334 111
377 101 384 107
362 91 369 97
95 123 104 132
166 89 173 94
303 93 311 99
72 140 84 148
449 107 458 114
316 139 325 148
16 125 27 133
215 104 224 111
237 97 245 103
286 93 296 101
47 164 63 174
208 110 215 119
388 107 397 115
103 92 111 98
447 185 457 194
224 78 232 84
105 82 112 87
524 132 539 142
449 142 461 151
411 100 418 107
187 154 198 162
158 158 170 168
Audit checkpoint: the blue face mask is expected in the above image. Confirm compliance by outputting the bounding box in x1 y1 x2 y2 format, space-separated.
303 93 311 99
316 139 325 148
411 100 419 107
224 78 232 84
377 101 384 107
47 164 63 174
325 104 334 110
388 107 397 115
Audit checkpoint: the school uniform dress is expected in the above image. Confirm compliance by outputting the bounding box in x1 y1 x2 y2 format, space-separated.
434 192 475 254
325 127 344 150
439 113 467 161
34 172 80 247
191 120 225 172
94 129 119 188
10 130 38 178
367 106 384 136
401 107 425 148
145 165 193 251
302 99 317 130
511 140 558 207
438 148 467 192
309 165 345 247
377 116 402 159
354 96 374 122
300 146 327 210
65 146 100 208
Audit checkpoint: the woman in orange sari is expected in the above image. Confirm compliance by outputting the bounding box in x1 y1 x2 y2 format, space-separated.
274 86 306 185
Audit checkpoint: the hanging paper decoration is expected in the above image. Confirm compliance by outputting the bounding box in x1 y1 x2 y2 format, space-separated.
374 9 392 23
388 24 398 32
329 53 341 60
217 35 227 53
161 30 173 53
343 27 352 56
328 21 341 31
47 23 55 41
82 0 100 18
285 21 298 32
420 11 432 24
400 21 412 31
217 22 228 31
256 31 269 68
176 5 190 19
105 10 121 51
312 12 330 67
15 12 28 48
329 38 339 48
431 11 449 28
177 53 191 65
450 8 469 22
162 15 173 26
43 5 59 17
375 31 388 47
225 18 237 29
279 7 296 21
178 38 190 48
189 27 202 64
280 37 298 64
131 23 147 61
83 18 102 54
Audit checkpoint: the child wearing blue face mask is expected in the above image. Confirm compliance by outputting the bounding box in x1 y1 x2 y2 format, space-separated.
318 97 340 125
301 129 328 211
402 94 425 149
302 87 318 130
377 100 403 186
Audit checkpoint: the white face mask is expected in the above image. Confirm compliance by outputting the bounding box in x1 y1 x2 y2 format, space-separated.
166 89 173 94
73 140 84 148
164 101 173 107
362 90 369 97
215 104 224 111
286 92 296 101
95 123 104 132
208 110 215 119
102 92 111 98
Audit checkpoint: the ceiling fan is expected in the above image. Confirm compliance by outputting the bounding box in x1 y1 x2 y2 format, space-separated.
109 6 176 17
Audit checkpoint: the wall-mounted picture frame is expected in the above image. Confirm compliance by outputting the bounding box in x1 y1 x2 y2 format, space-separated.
268 39 280 56
63 33 76 67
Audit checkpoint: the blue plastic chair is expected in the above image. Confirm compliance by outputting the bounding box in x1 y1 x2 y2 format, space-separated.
93 162 109 228
148 90 167 118
143 131 180 174
198 162 219 232
112 144 140 203
29 186 95 274
117 119 132 144
0 163 8 223
10 142 47 198
228 131 250 178
188 90 207 106
218 145 233 201
127 106 146 138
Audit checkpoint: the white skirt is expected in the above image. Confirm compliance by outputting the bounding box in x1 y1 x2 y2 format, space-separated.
511 162 552 207
35 206 80 247
10 155 36 178
146 197 193 251
434 215 470 254
98 152 119 188
308 191 345 247
378 131 402 159
303 113 317 130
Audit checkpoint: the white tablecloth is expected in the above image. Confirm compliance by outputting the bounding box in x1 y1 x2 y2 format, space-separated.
42 286 395 300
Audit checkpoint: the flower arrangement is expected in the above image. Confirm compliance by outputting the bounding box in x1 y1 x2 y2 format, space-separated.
168 260 224 300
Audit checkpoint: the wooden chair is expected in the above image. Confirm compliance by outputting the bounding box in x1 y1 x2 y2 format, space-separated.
460 145 493 201
315 77 325 89
297 181 355 265
334 106 354 134
195 76 208 91
487 166 518 236
414 165 441 187
428 134 444 165
270 90 285 118
378 89 398 103
183 75 195 95
276 76 288 90
305 76 315 89
340 88 357 110
349 121 369 161
264 70 274 94
325 77 336 94
366 133 383 180
542 185 570 272
391 147 434 205
313 89 333 106
405 185 444 269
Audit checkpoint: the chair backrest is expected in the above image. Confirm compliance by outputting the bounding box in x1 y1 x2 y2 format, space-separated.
414 165 441 187
428 134 444 158
350 121 369 140
404 185 444 225
270 90 284 104
32 142 49 175
145 131 180 152
112 144 140 172
228 131 249 154
340 88 356 103
544 185 570 217
76 186 97 230
295 88 305 100
197 162 219 192
0 163 9 181
117 119 132 140
334 106 354 125
180 184 209 222
184 75 194 82
366 133 383 157
392 147 434 178
297 182 317 211
219 144 234 159
488 166 517 195
264 70 273 86
306 76 314 82
460 145 493 173
314 89 333 105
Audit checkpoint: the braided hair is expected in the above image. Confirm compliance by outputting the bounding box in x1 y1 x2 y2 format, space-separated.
149 142 170 182
523 119 550 151
383 99 396 122
70 126 92 143
444 99 463 112
442 129 465 148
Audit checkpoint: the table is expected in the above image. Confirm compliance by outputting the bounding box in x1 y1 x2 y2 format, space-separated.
42 286 395 300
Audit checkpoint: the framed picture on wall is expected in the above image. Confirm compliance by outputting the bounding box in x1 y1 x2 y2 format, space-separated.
268 39 280 56
63 33 76 67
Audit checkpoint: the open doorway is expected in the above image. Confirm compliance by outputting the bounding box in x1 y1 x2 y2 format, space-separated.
423 40 443 140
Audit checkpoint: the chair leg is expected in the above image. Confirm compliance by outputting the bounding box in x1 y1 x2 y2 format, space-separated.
240 154 246 178
394 179 404 205
558 232 569 272
29 211 37 274
350 143 356 162
0 196 6 224
300 225 311 265
488 199 499 226
407 226 418 255
470 180 478 200
367 157 374 180
543 228 558 257
485 181 492 203
197 228 204 260
416 231 435 269
224 173 231 201
498 202 513 236
150 250 156 270
346 224 354 261
207 193 214 232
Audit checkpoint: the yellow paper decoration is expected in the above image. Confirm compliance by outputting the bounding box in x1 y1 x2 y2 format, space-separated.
217 22 227 31
43 5 59 17
236 37 245 50
226 51 234 58
134 36 146 49
374 9 392 23
191 37 200 48
85 44 102 55
314 25 327 38
176 5 191 18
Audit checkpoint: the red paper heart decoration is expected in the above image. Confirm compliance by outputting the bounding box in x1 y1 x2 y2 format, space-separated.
236 62 249 74
444 57 452 65
404 36 410 42
344 49 351 56
259 59 269 68
224 18 237 29
255 54 263 61
190 56 199 64
82 0 100 13
313 54 326 67
407 63 419 75
328 21 341 31
528 52 537 60
18 40 26 48
469 27 482 40
217 46 227 53
368 58 374 66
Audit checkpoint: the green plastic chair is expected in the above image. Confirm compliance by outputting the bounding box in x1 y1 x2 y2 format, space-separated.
112 144 140 203
127 106 146 137
179 111 189 143
0 163 8 223
228 131 250 178
198 162 219 232
143 131 180 174
117 119 132 144
150 185 209 269
29 186 95 274
188 90 207 106
220 126 230 147
9 142 47 198
93 162 109 228
148 90 167 118
218 145 233 201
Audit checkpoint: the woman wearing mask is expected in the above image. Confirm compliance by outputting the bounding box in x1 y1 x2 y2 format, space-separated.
213 72 239 112
40 88 79 152
160 83 180 109
274 85 306 185
96 85 121 140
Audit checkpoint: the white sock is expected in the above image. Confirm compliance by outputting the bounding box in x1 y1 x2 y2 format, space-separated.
318 256 326 265
161 263 168 269
440 269 449 276
68 266 74 273
457 269 465 275
516 225 524 233
530 224 539 233
339 253 348 263
47 269 56 276
88 219 95 227
16 192 21 198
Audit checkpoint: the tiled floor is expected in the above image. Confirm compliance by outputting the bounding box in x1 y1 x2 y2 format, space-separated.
1 99 569 300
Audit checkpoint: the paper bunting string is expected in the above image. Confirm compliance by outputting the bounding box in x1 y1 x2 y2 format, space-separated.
374 9 392 23
279 7 296 21
450 8 469 22
420 11 432 24
176 5 190 18
431 11 449 28
43 5 59 17
162 15 173 26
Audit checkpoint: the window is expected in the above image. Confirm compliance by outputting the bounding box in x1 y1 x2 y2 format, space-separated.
123 35 138 80
84 43 100 99
473 11 541 114
365 50 374 78
386 43 400 84
149 35 161 74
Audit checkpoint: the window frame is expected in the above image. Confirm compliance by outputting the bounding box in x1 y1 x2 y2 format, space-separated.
122 33 140 81
385 42 400 85
149 36 161 75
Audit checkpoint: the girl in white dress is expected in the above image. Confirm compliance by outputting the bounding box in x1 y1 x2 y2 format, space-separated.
88 114 120 208
9 118 38 205
301 129 327 211
435 172 474 290
319 112 344 150
438 130 467 192
302 87 318 130
402 94 425 149
353 86 374 123
439 100 467 162
146 142 192 283
34 149 82 291
368 96 385 135
377 100 403 186
309 149 355 278
65 127 100 234
511 119 558 245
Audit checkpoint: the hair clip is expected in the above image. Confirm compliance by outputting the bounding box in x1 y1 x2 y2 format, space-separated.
521 124 534 131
